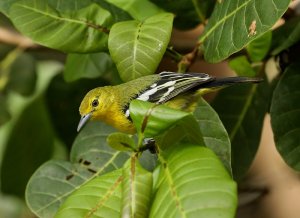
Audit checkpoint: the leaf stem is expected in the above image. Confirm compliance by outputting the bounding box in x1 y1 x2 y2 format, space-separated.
0 47 24 91
178 45 199 72
165 47 183 62
192 0 206 23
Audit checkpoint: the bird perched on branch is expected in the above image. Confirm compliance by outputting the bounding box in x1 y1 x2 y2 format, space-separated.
77 72 261 133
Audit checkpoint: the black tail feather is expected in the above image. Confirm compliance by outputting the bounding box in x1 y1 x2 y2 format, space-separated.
203 77 262 88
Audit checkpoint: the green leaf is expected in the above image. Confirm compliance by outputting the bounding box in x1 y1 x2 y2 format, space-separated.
26 121 130 218
129 100 203 145
200 0 290 63
150 144 237 218
91 0 132 22
106 0 163 21
194 98 232 174
0 0 18 15
0 61 62 197
138 150 157 172
150 0 215 29
271 16 300 55
55 169 123 218
107 132 137 151
0 95 11 126
270 63 300 170
228 56 256 77
8 0 112 52
122 156 152 217
1 97 54 197
246 31 272 62
212 81 270 179
64 53 113 82
7 53 37 96
108 13 173 81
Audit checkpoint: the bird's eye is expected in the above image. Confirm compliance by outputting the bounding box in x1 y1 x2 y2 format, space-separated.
92 99 99 107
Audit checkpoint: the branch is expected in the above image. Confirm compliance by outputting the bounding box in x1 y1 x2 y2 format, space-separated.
0 27 38 48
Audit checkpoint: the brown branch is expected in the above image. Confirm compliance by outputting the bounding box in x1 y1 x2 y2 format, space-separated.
178 43 201 72
0 27 38 48
86 22 110 34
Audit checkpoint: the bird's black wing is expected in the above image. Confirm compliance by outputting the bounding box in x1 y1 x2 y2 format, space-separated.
136 72 214 104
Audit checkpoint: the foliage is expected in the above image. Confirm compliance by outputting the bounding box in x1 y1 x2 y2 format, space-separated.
0 0 298 217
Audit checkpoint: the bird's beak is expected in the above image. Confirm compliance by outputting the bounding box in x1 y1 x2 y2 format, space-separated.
77 113 92 132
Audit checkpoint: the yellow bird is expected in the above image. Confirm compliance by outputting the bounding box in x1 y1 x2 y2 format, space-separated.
78 72 261 134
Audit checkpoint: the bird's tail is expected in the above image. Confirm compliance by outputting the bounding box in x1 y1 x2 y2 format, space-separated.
204 76 262 88
196 76 262 95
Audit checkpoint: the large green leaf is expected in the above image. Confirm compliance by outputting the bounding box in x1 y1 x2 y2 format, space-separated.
55 169 123 218
150 144 237 218
271 16 300 55
121 156 152 217
246 31 272 62
108 13 173 81
107 132 137 151
6 53 37 96
106 0 163 21
270 63 300 170
0 95 11 126
8 0 112 52
194 98 232 174
0 0 18 15
64 53 114 82
129 100 203 146
228 55 256 77
0 61 61 197
212 81 270 179
1 97 54 197
26 121 130 218
200 0 290 62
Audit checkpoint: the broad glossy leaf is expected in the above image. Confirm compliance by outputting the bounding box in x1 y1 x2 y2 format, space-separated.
8 0 112 52
130 100 203 145
212 81 270 179
229 56 256 77
92 0 132 22
106 0 163 21
150 144 237 218
194 98 232 174
108 13 173 81
270 63 300 170
55 169 123 218
48 0 132 22
122 157 152 217
107 132 137 151
64 53 113 82
0 0 18 15
246 31 272 62
201 0 290 62
271 16 300 55
26 122 130 218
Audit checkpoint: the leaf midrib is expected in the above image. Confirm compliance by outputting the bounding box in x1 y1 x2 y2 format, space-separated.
13 3 96 28
36 151 122 214
229 85 257 141
199 0 252 43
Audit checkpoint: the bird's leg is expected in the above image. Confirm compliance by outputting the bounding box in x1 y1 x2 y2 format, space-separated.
139 138 157 154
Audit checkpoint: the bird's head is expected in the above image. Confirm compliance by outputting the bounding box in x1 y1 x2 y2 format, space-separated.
77 88 104 132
